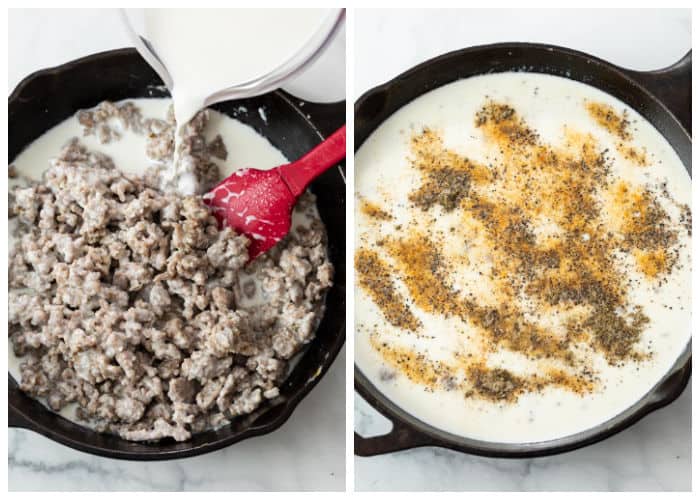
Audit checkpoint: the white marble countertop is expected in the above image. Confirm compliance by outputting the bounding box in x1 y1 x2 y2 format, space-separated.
8 8 345 492
10 352 345 491
353 8 691 492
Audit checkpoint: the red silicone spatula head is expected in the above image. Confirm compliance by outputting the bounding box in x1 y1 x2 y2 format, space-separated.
203 125 346 260
204 168 295 258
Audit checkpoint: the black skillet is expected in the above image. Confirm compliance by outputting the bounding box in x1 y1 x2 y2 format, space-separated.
354 43 691 458
8 48 346 460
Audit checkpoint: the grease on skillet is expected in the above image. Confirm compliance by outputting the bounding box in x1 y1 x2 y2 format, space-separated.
8 99 334 442
354 72 691 443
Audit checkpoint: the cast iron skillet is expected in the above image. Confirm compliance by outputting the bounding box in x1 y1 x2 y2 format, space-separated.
8 48 346 460
354 43 691 458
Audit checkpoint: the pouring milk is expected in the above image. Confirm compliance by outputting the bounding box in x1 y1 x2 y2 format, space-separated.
124 8 341 194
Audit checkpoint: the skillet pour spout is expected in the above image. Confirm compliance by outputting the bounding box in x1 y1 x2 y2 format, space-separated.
354 42 691 458
8 48 346 461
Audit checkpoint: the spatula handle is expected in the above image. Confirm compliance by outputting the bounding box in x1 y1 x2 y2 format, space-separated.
278 125 346 197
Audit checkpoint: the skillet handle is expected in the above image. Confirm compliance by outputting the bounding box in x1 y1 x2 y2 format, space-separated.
643 356 692 409
620 51 691 135
354 418 432 457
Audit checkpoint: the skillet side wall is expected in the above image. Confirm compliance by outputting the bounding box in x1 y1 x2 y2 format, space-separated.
355 45 690 169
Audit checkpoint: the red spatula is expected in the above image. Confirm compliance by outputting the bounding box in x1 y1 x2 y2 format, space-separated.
203 125 346 259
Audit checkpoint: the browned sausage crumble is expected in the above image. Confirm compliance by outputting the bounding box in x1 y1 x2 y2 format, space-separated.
9 101 333 441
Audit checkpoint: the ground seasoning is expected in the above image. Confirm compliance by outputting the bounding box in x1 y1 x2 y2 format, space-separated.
634 248 668 278
370 335 450 390
611 181 677 277
408 129 492 212
468 364 526 402
360 199 393 220
585 101 649 166
475 102 538 147
613 181 676 250
578 306 650 363
586 101 631 140
385 233 462 317
356 99 688 404
618 144 649 166
680 205 692 236
409 166 473 212
355 248 421 331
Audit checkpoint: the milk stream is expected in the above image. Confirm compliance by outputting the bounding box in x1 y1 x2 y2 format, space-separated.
354 73 691 443
138 8 334 181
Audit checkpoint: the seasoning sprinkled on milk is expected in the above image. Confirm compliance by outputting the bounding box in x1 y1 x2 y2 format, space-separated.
355 73 690 443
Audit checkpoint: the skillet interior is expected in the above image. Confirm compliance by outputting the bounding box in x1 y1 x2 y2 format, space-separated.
8 48 346 460
354 42 691 458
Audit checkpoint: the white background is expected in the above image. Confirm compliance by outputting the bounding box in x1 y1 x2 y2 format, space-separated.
355 8 691 92
8 8 345 492
354 8 691 492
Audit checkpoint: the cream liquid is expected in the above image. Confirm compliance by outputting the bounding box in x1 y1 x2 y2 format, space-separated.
9 97 318 426
354 73 691 443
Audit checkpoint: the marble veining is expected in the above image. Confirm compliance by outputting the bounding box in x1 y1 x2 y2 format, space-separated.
10 349 345 491
355 385 690 491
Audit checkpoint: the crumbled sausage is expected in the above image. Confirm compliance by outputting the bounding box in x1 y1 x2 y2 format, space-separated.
9 100 333 442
